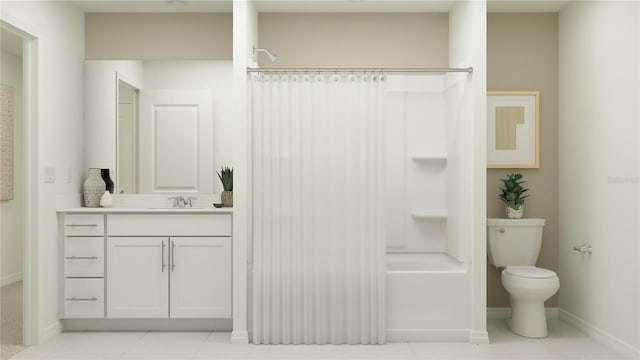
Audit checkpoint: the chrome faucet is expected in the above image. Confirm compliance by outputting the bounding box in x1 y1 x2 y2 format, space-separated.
168 196 186 208
168 196 198 208
185 197 197 207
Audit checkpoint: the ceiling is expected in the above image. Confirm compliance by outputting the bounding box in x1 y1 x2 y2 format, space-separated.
487 0 571 13
71 0 570 13
253 0 456 13
71 0 233 13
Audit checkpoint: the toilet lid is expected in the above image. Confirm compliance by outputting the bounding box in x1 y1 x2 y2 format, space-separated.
505 266 557 279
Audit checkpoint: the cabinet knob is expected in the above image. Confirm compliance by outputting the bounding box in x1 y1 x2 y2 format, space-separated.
161 241 166 272
171 241 176 272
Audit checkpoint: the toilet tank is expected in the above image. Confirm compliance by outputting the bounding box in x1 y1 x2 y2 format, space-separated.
487 218 545 267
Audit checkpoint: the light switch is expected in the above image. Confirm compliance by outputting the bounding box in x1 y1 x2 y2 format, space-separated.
44 166 56 183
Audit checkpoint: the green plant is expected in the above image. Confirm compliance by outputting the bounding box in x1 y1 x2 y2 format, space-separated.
217 166 233 192
499 172 529 210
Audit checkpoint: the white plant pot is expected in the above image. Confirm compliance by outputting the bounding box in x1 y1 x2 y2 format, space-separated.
506 205 524 219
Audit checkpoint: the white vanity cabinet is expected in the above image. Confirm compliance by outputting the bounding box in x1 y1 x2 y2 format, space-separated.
62 214 106 319
169 237 231 318
106 213 232 319
106 236 231 319
107 237 169 318
59 209 232 323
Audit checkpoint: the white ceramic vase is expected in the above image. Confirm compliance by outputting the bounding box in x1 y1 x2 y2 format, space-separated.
83 168 106 207
505 205 524 219
100 190 113 208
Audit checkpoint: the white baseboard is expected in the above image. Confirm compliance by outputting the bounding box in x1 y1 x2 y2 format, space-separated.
231 330 249 344
43 321 61 342
559 309 640 359
1 272 22 287
62 319 232 331
470 330 490 344
386 329 470 342
487 307 559 320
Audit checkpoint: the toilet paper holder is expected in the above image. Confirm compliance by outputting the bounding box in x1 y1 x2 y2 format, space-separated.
572 244 592 253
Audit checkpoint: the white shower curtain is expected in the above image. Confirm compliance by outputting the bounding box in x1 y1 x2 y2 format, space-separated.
251 74 386 345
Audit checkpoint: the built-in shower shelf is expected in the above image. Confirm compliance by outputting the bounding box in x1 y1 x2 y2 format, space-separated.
411 212 448 220
411 154 448 162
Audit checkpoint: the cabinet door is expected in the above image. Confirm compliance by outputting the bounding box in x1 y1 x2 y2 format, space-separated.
107 237 169 318
169 237 231 318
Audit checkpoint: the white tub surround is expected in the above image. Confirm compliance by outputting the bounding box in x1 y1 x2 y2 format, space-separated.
382 73 475 342
386 253 467 273
386 253 471 342
384 74 469 258
57 207 232 331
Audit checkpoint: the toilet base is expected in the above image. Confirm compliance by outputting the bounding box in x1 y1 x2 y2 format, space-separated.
508 301 548 338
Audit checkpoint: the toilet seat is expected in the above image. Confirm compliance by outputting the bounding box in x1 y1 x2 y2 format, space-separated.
504 266 557 279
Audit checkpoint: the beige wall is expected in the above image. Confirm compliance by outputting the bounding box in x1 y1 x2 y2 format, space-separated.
258 13 448 68
487 13 559 307
85 13 232 60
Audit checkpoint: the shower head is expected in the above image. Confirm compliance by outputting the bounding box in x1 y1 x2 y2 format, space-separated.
253 46 279 62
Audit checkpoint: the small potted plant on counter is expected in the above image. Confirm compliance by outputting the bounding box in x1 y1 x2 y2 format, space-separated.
217 166 233 207
499 172 529 219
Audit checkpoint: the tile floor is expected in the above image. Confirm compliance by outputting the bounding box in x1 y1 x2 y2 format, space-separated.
2 281 25 360
10 318 632 359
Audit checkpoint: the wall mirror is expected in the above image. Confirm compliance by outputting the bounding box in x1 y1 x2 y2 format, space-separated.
85 60 233 194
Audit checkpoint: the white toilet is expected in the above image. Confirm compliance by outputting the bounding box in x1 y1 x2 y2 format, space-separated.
487 218 560 338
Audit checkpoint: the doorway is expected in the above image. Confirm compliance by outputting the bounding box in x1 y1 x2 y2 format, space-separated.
1 26 25 360
0 18 38 358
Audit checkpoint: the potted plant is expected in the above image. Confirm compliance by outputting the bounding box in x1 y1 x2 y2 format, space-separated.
499 172 529 219
217 166 233 207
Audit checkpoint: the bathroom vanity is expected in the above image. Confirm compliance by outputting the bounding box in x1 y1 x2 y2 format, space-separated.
58 207 233 330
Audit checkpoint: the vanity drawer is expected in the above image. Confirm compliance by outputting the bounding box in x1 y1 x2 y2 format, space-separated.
64 237 104 277
107 214 231 236
64 214 105 236
64 278 105 318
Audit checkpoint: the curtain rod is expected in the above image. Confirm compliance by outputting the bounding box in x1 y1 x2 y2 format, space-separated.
247 67 473 74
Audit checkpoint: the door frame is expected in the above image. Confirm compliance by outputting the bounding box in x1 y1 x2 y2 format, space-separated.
0 17 40 346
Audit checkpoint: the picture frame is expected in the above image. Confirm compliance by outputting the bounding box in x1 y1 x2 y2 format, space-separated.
487 90 540 168
0 84 14 200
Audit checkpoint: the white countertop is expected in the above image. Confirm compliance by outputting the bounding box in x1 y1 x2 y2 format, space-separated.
57 207 233 214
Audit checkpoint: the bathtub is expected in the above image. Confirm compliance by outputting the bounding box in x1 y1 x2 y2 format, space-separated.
386 253 471 342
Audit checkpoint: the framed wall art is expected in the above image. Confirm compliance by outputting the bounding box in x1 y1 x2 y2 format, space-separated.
487 90 540 168
0 83 14 200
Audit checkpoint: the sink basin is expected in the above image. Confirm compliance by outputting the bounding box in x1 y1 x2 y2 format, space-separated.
145 207 210 210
